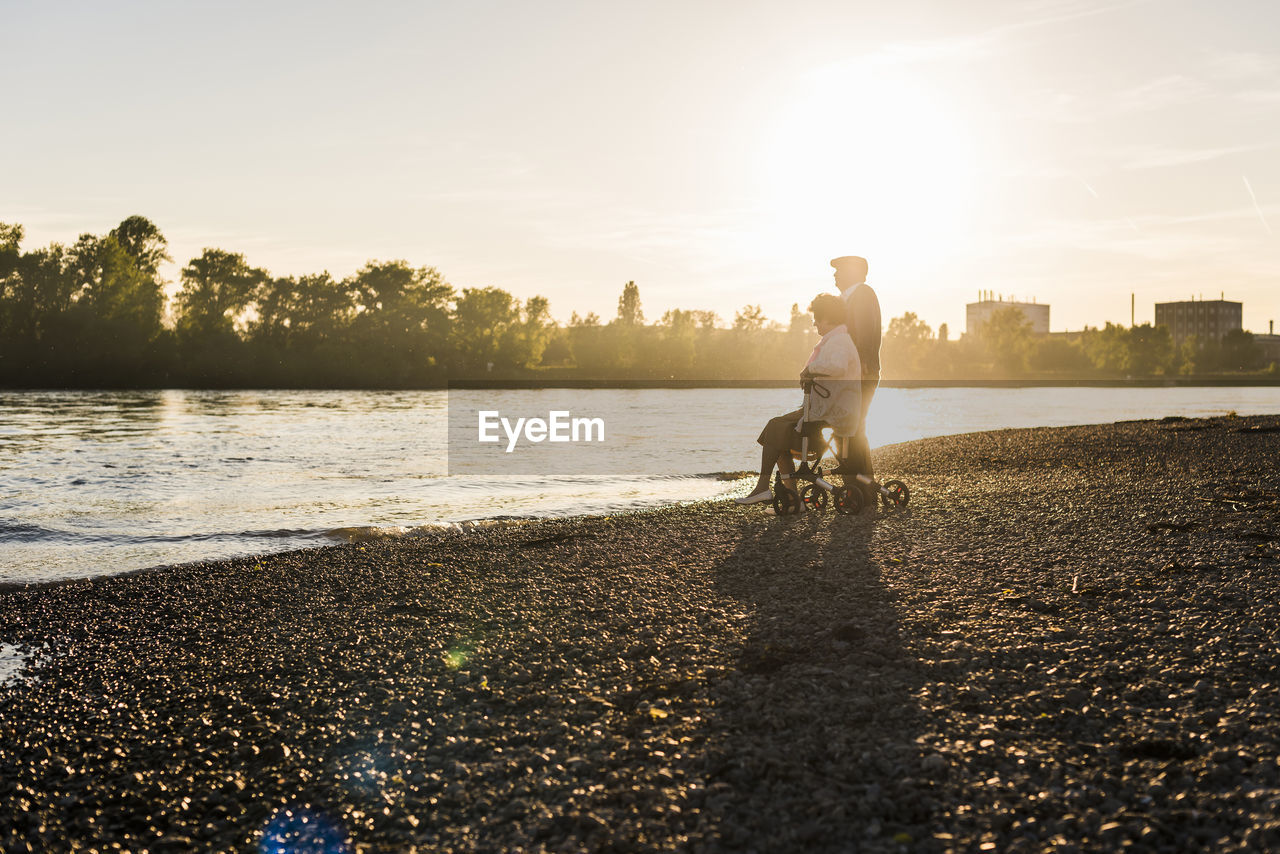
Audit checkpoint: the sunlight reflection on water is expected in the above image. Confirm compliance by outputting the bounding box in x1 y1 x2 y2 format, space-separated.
0 643 48 687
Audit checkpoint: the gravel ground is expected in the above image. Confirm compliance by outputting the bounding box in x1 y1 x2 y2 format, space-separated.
2 415 1279 853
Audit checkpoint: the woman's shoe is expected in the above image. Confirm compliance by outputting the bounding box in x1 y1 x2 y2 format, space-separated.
735 488 773 505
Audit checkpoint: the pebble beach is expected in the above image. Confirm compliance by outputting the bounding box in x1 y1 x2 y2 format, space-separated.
2 414 1280 853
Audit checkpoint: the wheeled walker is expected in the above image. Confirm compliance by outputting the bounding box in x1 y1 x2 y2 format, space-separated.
770 377 910 516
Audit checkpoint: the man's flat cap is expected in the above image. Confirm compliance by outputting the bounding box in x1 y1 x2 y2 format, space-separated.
830 255 867 272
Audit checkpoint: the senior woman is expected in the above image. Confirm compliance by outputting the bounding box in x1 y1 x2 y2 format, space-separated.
736 293 863 506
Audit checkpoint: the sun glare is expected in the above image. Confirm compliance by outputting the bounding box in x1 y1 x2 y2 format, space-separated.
758 64 982 275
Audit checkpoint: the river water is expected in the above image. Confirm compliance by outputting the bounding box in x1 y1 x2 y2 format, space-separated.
2 387 1277 585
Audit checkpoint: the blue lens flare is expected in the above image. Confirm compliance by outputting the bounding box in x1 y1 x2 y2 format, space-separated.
259 805 352 854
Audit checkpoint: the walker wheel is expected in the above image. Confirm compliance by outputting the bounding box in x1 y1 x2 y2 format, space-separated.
771 473 799 515
834 486 864 515
772 489 800 516
800 484 828 512
882 479 910 508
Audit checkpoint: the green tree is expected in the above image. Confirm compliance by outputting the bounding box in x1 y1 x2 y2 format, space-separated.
3 244 76 339
451 286 520 372
783 303 817 371
1 228 84 382
567 310 610 374
1079 323 1172 376
982 307 1033 374
0 224 31 338
0 222 21 280
657 308 699 375
36 229 170 383
254 272 355 346
252 274 299 345
1029 337 1092 374
500 295 554 369
607 281 647 371
616 281 643 326
733 304 767 333
342 261 454 383
78 237 165 333
108 215 170 278
1219 329 1262 372
0 229 80 382
350 262 451 335
296 272 356 342
540 325 573 366
882 312 933 376
171 249 265 384
1081 324 1127 374
886 312 932 342
787 303 807 334
1125 323 1174 376
177 249 266 337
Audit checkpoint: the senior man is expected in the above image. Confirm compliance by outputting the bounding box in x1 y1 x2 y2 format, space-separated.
831 256 881 504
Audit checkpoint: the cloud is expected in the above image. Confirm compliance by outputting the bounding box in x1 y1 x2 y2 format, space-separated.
1024 73 1213 125
999 0 1159 35
852 0 1155 71
1111 74 1214 113
1119 142 1271 170
1204 49 1280 104
995 140 1273 185
860 34 997 67
1004 202 1280 261
1234 89 1280 104
536 204 768 270
1206 48 1280 83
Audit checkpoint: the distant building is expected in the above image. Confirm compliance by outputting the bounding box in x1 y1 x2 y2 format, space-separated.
1154 298 1242 348
1256 333 1280 365
965 292 1050 337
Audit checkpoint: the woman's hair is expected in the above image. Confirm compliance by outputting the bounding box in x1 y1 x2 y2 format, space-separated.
809 293 847 326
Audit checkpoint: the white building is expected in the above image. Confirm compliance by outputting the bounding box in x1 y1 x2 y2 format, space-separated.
966 291 1050 336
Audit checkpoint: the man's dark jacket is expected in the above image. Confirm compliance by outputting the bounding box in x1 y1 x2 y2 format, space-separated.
845 284 881 379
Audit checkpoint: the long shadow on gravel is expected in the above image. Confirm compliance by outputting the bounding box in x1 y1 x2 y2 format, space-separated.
698 509 932 852
0 505 924 853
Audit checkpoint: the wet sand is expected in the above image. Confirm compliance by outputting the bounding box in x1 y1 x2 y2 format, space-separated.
2 415 1279 852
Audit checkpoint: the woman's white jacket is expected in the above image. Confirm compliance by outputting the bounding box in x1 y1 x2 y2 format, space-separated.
804 324 863 437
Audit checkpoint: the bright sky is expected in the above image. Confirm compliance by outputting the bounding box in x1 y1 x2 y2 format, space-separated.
4 0 1279 334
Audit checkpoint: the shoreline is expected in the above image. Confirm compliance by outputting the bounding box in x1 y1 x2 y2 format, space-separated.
3 415 1280 851
0 476 750 595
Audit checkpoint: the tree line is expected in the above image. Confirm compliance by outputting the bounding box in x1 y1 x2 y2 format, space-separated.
0 217 819 386
1 216 1274 387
